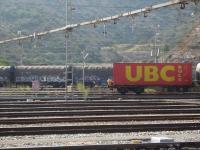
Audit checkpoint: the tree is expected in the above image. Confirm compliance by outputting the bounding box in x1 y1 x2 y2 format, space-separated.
163 44 170 52
0 58 10 66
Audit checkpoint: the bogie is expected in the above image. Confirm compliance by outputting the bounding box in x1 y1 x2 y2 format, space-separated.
117 88 128 95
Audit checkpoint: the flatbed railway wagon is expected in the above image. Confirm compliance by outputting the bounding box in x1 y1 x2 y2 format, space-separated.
110 63 192 94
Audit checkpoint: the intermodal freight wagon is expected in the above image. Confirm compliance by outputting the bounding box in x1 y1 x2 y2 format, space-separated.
110 63 193 94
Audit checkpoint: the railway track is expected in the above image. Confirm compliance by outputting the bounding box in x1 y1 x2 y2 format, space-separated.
1 95 200 149
0 92 199 101
0 104 199 112
1 99 200 124
0 98 197 105
1 114 200 124
2 108 200 118
1 142 200 150
1 122 200 136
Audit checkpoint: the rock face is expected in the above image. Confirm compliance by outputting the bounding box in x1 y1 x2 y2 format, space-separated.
167 22 200 65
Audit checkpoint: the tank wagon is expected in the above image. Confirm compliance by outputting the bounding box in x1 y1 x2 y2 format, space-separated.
15 66 66 87
108 63 199 94
0 64 113 88
0 66 10 87
196 63 200 84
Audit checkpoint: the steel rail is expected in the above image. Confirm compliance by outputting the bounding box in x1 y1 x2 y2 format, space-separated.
1 122 200 136
0 93 200 101
0 99 179 103
1 114 200 124
0 105 198 112
0 102 190 108
1 108 200 117
2 142 200 150
0 90 198 94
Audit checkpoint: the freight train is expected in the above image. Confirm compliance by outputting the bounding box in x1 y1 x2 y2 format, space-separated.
0 64 112 88
0 63 199 94
108 63 200 94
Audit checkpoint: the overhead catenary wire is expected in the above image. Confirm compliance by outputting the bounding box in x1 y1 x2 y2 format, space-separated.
69 4 151 9
0 0 191 44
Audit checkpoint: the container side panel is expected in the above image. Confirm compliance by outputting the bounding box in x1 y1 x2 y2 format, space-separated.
113 63 192 86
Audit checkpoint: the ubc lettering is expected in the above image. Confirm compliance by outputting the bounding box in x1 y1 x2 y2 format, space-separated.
125 65 142 82
160 66 175 82
125 65 175 82
144 66 159 81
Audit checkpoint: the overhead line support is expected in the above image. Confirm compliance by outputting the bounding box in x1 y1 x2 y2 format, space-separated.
0 0 192 44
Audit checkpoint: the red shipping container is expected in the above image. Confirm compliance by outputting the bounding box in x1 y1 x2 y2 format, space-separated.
113 63 192 86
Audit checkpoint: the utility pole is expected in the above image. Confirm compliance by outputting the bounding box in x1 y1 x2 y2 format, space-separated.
154 24 160 63
65 0 68 100
81 49 89 89
65 0 74 100
18 31 23 65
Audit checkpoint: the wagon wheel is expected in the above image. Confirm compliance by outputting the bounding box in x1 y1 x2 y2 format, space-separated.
117 88 128 95
134 87 144 95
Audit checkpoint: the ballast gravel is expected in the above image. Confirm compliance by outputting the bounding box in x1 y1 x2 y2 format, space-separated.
1 130 200 148
1 120 200 128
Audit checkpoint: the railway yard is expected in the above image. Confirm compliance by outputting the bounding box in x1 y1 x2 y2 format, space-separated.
1 0 200 149
0 89 200 149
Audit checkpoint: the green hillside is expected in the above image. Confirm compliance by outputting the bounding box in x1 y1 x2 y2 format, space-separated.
0 0 199 65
